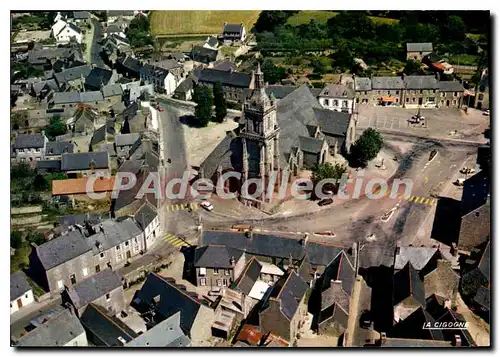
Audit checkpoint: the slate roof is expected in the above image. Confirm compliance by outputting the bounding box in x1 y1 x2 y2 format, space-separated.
134 202 158 231
264 270 308 320
105 24 122 34
321 281 350 313
121 56 143 73
354 77 372 91
140 63 169 81
436 308 476 346
80 303 137 346
404 75 438 89
223 23 244 35
67 269 122 309
199 132 243 180
116 133 140 147
134 273 208 335
213 59 236 72
175 77 196 94
91 121 115 146
313 107 351 136
298 136 324 154
201 230 344 267
191 46 218 64
478 241 490 281
394 246 440 271
11 271 32 301
382 338 451 347
80 90 104 103
36 160 61 172
233 257 262 295
391 306 444 340
85 67 113 89
46 141 74 156
406 43 433 52
107 10 135 17
438 81 465 92
153 59 182 70
35 229 91 270
15 309 86 346
53 91 82 105
13 133 45 149
461 170 490 215
194 245 244 268
54 65 91 84
126 311 191 347
87 217 143 253
372 76 405 89
319 84 354 98
73 11 90 20
393 262 426 307
197 68 251 88
319 250 355 295
61 152 109 171
59 213 103 232
102 83 123 97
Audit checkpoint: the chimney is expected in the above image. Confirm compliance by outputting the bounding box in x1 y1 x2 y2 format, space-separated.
451 243 458 257
301 234 309 247
454 335 462 347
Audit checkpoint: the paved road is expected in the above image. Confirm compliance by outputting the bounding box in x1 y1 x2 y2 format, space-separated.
10 297 62 340
90 18 104 67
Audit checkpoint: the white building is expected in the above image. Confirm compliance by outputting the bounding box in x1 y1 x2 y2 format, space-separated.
53 22 83 44
11 271 35 315
317 84 356 114
134 202 160 250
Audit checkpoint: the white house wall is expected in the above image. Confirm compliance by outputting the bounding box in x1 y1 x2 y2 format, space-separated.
10 289 35 314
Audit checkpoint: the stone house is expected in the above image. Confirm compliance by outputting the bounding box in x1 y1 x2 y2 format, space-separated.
191 46 219 66
62 268 125 317
221 23 246 45
317 84 355 114
403 75 439 108
258 270 309 344
193 245 247 287
458 170 490 250
11 271 35 315
14 308 88 346
371 76 405 106
12 133 48 163
53 65 92 91
29 229 96 296
475 69 489 110
102 84 124 106
134 202 160 251
116 55 143 80
195 67 252 103
354 77 372 105
392 262 426 323
132 273 216 346
115 133 140 158
438 81 465 108
140 64 177 95
45 141 74 160
61 151 110 177
406 43 433 61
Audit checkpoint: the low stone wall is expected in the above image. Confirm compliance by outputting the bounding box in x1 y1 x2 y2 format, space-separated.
11 206 42 215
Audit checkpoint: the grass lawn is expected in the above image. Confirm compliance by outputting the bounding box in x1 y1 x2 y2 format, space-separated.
447 54 479 66
287 10 399 26
151 10 261 36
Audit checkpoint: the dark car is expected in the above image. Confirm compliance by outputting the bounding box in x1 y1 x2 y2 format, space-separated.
318 198 333 206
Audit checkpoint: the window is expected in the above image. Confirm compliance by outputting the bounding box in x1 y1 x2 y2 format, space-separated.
395 99 399 103
95 264 100 273
406 98 409 103
199 267 206 276
100 252 105 259
117 253 123 261
106 293 110 301
333 100 338 106
35 148 40 152
454 92 458 97
200 278 207 286
116 245 121 251
364 91 367 95
82 268 88 277
441 92 445 97
25 294 28 298
453 100 457 105
225 269 230 276
396 91 399 95
475 211 480 217
217 279 223 287
125 241 129 246
213 268 219 275
57 280 64 289
479 85 486 92
478 94 484 101
342 100 348 107
412 98 416 103
419 90 423 94
70 274 76 285
134 238 137 243
433 89 436 94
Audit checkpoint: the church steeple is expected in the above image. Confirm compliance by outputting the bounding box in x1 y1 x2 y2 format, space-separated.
255 62 265 90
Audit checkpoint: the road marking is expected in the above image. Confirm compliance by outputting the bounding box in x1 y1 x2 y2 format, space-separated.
165 203 199 212
163 233 190 247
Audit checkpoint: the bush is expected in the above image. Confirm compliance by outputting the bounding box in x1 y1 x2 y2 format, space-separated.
350 128 384 167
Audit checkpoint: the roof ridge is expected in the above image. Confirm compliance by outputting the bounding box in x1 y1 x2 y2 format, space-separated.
275 270 295 299
89 303 136 339
234 256 258 289
153 273 201 305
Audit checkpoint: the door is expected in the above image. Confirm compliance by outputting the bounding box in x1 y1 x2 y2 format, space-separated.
17 298 23 309
126 250 131 259
446 100 450 107
418 98 423 105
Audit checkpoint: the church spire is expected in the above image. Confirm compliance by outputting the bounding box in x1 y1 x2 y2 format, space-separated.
255 61 265 90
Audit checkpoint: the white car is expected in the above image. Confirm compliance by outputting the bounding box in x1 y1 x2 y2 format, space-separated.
483 109 490 116
200 201 214 211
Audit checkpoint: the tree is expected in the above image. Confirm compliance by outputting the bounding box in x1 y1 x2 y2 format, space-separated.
45 117 67 140
26 231 46 246
10 231 23 249
33 173 49 191
351 128 384 166
261 59 287 84
193 85 213 127
213 81 227 123
253 11 298 33
403 59 422 75
443 15 466 41
311 163 348 194
125 15 153 48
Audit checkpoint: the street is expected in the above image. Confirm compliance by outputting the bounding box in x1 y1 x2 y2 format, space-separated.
90 18 104 68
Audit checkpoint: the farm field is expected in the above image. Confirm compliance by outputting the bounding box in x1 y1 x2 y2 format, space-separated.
151 10 261 36
287 10 399 26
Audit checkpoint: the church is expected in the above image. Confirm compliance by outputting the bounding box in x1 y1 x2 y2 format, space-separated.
198 64 357 207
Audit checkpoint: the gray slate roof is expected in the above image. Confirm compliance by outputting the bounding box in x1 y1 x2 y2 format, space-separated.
13 133 45 149
213 59 236 72
85 67 113 89
73 11 90 19
53 91 82 105
134 202 158 231
35 229 91 270
54 65 91 84
87 217 143 253
15 309 86 346
67 269 122 309
59 213 103 231
233 257 262 295
61 152 109 171
11 271 32 301
125 312 191 347
393 262 425 307
438 81 465 92
372 76 405 89
194 245 244 268
264 270 308 320
223 23 244 35
153 59 182 70
197 68 251 88
313 107 351 136
354 77 372 91
319 84 354 98
201 230 344 267
102 83 123 97
394 247 440 271
46 141 74 156
191 46 218 64
105 24 122 34
298 136 324 154
116 133 140 147
80 90 104 103
461 170 490 215
404 75 438 89
406 42 433 52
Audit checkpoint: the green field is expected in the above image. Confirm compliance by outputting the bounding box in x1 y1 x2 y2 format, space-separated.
150 10 261 36
287 10 399 26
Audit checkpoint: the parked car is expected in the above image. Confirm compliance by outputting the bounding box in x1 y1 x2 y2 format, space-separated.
200 200 214 211
454 178 466 186
483 109 490 116
318 198 333 206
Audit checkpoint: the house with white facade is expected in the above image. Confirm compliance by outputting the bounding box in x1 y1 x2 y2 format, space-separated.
134 202 159 250
53 22 83 44
317 84 356 114
139 63 177 95
11 271 35 315
11 133 48 163
104 24 126 39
